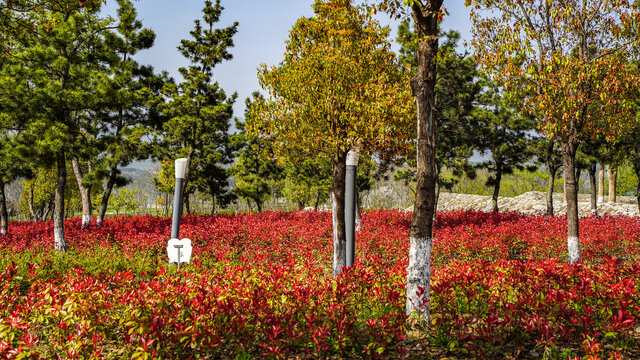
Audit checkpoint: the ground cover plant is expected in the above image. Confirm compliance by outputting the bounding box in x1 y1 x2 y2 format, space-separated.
1 210 640 359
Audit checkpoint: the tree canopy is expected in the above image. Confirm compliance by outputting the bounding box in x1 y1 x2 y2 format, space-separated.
252 0 413 276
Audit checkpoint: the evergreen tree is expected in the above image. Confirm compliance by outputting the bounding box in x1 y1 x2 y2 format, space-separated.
6 0 112 251
474 80 536 212
396 25 482 202
230 93 282 213
157 0 238 215
91 0 163 226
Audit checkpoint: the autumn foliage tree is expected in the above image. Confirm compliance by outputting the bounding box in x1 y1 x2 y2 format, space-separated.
252 0 413 276
467 0 640 263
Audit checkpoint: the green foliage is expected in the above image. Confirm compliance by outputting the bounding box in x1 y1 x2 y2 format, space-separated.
253 0 414 164
448 167 565 197
156 0 238 208
18 166 83 219
610 163 637 197
109 188 142 215
230 93 282 212
281 157 332 210
395 25 482 189
473 78 536 202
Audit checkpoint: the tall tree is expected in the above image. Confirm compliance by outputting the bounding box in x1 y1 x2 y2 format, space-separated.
372 0 444 323
474 80 535 212
396 26 482 208
468 0 640 263
253 0 413 276
231 93 282 213
157 0 237 215
92 0 162 226
7 0 113 251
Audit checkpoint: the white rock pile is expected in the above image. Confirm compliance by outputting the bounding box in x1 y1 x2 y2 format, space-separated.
434 191 639 217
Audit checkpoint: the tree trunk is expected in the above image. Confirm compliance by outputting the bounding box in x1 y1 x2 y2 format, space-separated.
546 166 557 216
54 151 67 252
256 200 263 213
0 178 7 235
71 157 93 229
492 168 502 212
598 164 605 203
211 194 216 215
314 192 321 211
588 162 598 216
43 201 52 222
28 184 39 221
575 166 582 194
561 141 580 264
331 148 348 276
97 168 118 226
406 2 441 325
185 193 191 215
181 150 194 214
608 166 617 204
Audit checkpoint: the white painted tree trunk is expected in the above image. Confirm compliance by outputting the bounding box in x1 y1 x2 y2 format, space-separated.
405 235 433 321
598 165 605 203
54 226 66 252
82 214 92 228
331 193 345 275
568 236 580 264
0 228 6 235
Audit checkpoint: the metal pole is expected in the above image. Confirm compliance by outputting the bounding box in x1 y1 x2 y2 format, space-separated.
171 158 187 239
345 150 358 267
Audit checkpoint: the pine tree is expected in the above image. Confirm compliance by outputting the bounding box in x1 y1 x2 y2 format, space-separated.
474 80 536 212
157 0 238 215
230 93 282 213
92 0 163 226
5 0 112 251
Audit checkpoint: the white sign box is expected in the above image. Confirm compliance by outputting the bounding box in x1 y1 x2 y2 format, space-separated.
167 238 192 265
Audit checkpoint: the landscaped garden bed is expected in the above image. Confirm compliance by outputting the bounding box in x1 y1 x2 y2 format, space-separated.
1 210 639 359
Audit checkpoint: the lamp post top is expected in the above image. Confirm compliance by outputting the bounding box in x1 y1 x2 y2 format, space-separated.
175 158 188 179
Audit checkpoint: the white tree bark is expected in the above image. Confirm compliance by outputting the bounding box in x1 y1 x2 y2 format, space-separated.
597 165 605 203
331 193 345 275
568 236 580 264
54 226 66 252
406 235 433 321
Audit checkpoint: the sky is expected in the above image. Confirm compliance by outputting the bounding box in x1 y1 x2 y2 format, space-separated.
102 1 473 118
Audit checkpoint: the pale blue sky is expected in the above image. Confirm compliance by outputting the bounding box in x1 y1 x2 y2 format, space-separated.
103 1 472 117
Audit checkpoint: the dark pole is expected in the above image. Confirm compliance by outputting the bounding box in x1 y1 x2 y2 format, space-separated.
171 158 187 239
345 150 358 267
